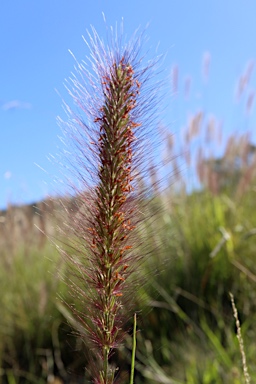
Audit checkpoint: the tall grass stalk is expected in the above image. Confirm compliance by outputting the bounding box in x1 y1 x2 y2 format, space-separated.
58 23 161 383
230 293 251 384
129 313 137 384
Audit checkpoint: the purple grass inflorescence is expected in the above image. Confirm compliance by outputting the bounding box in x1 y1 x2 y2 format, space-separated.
58 21 161 383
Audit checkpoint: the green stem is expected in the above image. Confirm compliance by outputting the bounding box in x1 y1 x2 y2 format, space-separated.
102 346 109 383
129 313 137 384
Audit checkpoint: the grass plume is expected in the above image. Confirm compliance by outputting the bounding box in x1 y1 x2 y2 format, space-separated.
58 23 161 383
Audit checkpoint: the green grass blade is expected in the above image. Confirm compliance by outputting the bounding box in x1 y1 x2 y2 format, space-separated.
130 313 137 384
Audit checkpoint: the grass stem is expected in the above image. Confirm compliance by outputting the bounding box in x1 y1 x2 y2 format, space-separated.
129 313 137 384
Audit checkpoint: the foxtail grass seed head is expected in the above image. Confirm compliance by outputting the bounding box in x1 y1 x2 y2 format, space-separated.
58 22 162 383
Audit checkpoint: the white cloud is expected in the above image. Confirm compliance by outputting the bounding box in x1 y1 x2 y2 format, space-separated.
1 100 32 111
4 171 12 180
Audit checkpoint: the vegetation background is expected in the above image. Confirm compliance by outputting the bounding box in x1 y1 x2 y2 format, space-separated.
1 2 256 382
1 54 256 383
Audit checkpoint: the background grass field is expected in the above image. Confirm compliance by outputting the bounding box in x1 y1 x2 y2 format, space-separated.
1 59 256 383
1 123 256 383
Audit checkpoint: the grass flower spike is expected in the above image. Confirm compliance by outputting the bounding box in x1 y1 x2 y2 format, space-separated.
88 54 139 384
59 22 160 383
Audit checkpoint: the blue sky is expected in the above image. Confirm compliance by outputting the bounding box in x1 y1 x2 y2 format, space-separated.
1 1 256 209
